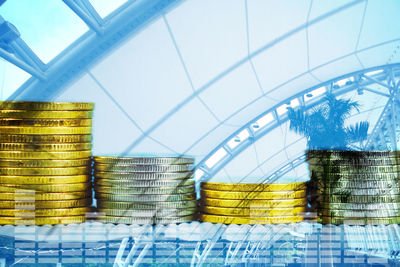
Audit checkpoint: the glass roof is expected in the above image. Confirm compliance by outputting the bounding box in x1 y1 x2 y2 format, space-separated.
0 0 88 63
1 0 400 183
0 0 130 99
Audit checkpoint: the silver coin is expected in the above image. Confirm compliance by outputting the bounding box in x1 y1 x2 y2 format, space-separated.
94 178 195 188
309 165 400 173
318 216 400 225
95 192 196 202
97 200 197 210
98 215 194 224
319 202 400 210
307 150 400 159
319 187 400 196
319 209 400 217
312 172 400 180
318 194 400 203
94 171 193 180
94 164 193 173
313 180 400 189
94 156 194 165
97 208 196 217
309 157 400 166
94 185 195 195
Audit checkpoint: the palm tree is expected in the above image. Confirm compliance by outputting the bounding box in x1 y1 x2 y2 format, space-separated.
288 94 370 214
287 94 369 150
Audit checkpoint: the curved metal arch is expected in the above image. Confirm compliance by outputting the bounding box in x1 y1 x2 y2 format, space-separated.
195 63 400 184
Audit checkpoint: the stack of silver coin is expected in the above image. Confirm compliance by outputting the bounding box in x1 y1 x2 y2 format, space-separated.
93 156 197 224
307 150 400 225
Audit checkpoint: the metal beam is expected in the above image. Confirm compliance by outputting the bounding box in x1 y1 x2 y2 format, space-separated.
0 47 46 80
365 72 400 150
0 16 46 79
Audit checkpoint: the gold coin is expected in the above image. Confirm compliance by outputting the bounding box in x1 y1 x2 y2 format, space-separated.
0 118 92 127
95 192 196 202
0 183 90 192
0 166 89 176
97 215 194 225
200 189 306 200
0 142 92 151
0 207 89 217
0 150 91 159
94 156 194 165
0 198 91 209
0 134 92 143
97 200 197 210
200 214 304 224
94 185 194 195
0 101 94 111
201 198 307 208
317 216 400 225
0 191 90 200
0 175 89 184
0 110 92 119
200 182 306 192
0 216 86 225
0 126 91 135
94 171 193 180
94 178 194 188
0 159 90 167
202 206 306 216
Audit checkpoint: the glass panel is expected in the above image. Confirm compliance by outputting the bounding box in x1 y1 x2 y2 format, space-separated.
166 0 247 88
205 148 227 168
0 59 30 100
89 0 127 18
308 3 364 67
91 19 192 130
0 0 88 63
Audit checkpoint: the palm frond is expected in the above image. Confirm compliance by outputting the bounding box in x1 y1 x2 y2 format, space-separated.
287 93 368 150
345 121 370 144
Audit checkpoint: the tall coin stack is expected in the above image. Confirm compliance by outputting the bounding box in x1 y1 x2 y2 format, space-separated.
307 150 400 225
94 156 197 224
0 101 93 225
199 182 307 224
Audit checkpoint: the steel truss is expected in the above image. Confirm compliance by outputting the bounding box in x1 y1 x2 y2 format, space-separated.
196 64 400 186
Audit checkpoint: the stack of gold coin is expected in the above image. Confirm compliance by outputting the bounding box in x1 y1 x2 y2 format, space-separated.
0 101 94 225
199 182 307 224
307 150 400 225
93 156 196 224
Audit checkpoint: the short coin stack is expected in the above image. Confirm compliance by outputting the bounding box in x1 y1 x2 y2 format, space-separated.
94 156 197 224
199 182 307 224
307 150 400 225
0 101 93 225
